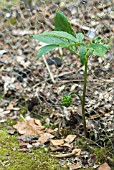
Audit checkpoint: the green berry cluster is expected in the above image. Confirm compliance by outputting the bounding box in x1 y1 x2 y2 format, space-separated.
61 95 72 107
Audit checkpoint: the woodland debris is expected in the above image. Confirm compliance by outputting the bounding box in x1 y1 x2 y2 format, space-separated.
52 148 81 158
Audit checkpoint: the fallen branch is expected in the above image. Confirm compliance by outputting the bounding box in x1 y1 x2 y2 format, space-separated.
51 149 81 158
33 69 114 88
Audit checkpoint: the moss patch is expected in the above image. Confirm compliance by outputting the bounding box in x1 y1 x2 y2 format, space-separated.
6 119 16 126
0 126 68 170
20 106 27 116
94 147 111 163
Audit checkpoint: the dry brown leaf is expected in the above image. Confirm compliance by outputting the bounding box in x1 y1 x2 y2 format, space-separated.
38 133 54 144
62 143 71 147
6 103 20 111
13 118 44 136
72 148 81 156
19 140 29 148
13 122 25 132
8 129 16 135
98 162 111 170
34 119 42 126
50 139 64 146
46 128 55 133
77 106 82 116
6 103 14 110
69 162 82 170
50 145 64 152
65 135 76 144
27 119 45 130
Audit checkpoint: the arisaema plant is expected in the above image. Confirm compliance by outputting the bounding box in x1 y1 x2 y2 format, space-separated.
31 11 111 137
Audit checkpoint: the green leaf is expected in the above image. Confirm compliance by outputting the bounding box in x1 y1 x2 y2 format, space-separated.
59 41 73 48
37 40 74 59
37 44 58 59
87 48 93 56
89 43 110 57
32 31 78 46
79 45 87 65
69 45 77 52
42 31 78 43
92 36 103 44
76 33 84 42
32 34 67 45
54 10 75 37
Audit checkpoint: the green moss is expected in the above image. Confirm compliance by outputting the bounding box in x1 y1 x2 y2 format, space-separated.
33 113 43 120
6 119 16 126
18 117 25 122
94 147 109 163
20 106 27 115
0 129 68 170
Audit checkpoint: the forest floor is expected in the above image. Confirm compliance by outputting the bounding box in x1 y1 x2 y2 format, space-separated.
0 0 114 169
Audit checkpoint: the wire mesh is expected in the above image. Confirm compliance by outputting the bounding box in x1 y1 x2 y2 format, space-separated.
0 0 114 163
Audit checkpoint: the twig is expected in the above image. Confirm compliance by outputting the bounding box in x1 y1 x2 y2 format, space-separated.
44 20 54 29
51 149 81 158
56 79 114 84
32 70 77 88
42 55 55 84
51 152 75 158
20 114 27 122
33 69 114 88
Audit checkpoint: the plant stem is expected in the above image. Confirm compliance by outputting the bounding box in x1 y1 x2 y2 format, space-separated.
82 61 88 137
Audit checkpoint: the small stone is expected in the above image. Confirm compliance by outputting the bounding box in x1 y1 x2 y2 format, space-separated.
5 13 11 18
17 75 23 82
72 55 77 61
50 65 56 69
87 28 96 39
27 144 33 149
109 96 113 102
0 119 6 123
0 108 4 114
17 49 23 55
71 8 76 15
60 2 66 9
105 104 111 110
45 118 50 126
32 142 40 148
47 57 62 67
